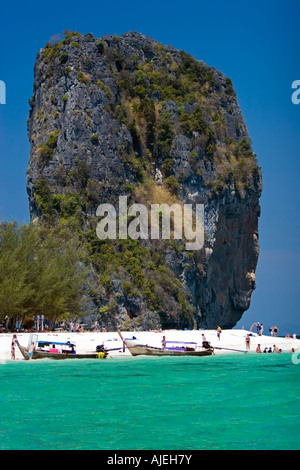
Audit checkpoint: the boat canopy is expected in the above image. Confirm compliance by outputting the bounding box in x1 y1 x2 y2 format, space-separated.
37 340 75 346
164 341 197 345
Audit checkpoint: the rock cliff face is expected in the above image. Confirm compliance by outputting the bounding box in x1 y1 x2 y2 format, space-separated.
27 31 262 330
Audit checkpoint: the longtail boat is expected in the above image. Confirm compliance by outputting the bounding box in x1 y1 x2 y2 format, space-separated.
15 336 107 360
117 330 214 357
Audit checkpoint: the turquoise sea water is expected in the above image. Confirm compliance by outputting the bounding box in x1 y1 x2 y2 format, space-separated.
0 353 299 450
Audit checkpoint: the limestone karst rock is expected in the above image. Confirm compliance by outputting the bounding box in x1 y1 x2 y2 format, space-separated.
27 31 262 329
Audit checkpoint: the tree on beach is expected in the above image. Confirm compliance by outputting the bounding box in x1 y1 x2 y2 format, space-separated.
0 221 89 330
0 222 34 325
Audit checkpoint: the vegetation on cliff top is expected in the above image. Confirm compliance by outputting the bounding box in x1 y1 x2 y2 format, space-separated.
33 30 259 201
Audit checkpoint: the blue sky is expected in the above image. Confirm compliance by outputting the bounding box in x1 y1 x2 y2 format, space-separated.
0 0 299 332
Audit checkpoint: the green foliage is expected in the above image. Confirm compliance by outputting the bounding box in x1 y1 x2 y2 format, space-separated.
59 52 68 64
91 134 99 144
204 126 217 159
164 176 180 195
39 144 53 162
161 158 173 177
42 32 80 75
47 130 60 147
74 159 91 188
124 183 135 194
133 84 147 98
34 179 54 216
122 281 136 297
62 30 80 43
34 177 85 220
178 51 215 87
85 234 194 324
225 77 235 96
103 39 222 184
96 39 105 55
78 71 91 84
179 105 207 136
38 130 59 164
234 137 253 159
42 43 61 64
96 80 112 99
0 221 89 329
155 112 174 158
71 41 81 48
119 151 146 182
52 192 81 218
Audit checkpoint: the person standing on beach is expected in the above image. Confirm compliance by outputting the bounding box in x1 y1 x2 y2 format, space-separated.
269 326 274 337
245 334 250 351
217 326 222 340
28 342 35 360
162 336 166 348
11 337 16 360
260 324 264 336
274 326 278 337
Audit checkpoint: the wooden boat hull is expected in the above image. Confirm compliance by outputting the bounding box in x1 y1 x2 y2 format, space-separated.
124 341 214 357
16 341 106 360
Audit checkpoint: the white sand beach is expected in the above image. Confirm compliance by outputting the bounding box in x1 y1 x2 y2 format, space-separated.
1 328 299 361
